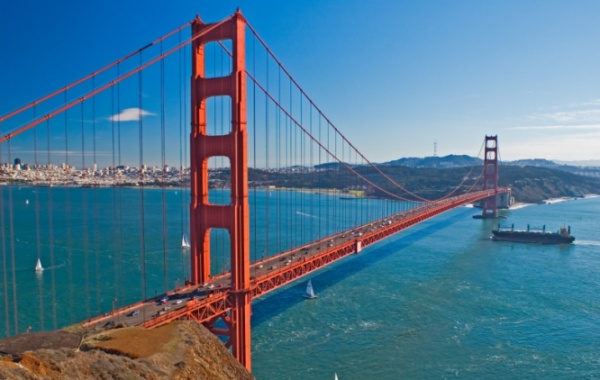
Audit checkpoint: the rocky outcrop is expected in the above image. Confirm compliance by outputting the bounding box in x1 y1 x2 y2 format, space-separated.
0 321 254 380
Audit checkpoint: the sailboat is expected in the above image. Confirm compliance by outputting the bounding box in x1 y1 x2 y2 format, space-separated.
334 373 339 380
181 234 191 249
304 279 317 299
35 258 43 272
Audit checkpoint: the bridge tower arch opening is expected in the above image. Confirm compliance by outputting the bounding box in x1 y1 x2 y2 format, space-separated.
189 11 252 370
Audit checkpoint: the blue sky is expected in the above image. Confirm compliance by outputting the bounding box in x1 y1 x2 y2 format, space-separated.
2 0 600 164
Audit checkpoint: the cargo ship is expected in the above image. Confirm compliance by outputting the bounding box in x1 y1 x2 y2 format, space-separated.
491 224 575 244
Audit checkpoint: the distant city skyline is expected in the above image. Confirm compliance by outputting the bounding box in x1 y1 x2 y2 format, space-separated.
2 1 600 163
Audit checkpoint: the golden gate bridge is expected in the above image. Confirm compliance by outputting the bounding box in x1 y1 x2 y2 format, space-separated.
0 10 507 371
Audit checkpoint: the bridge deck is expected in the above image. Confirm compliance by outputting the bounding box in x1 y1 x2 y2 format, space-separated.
81 189 505 330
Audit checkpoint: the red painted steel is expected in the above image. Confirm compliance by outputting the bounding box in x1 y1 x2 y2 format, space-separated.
0 20 229 145
144 188 508 327
189 10 252 370
250 189 506 297
481 135 499 217
142 292 232 328
0 23 189 124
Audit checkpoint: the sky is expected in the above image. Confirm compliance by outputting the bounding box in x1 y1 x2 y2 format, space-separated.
2 0 600 165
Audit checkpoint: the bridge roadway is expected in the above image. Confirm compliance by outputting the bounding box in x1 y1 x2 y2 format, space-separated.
82 189 505 331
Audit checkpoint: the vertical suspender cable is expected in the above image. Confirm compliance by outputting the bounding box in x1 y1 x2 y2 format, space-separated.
7 140 18 334
263 38 270 262
276 66 281 255
92 75 101 315
334 125 338 233
112 61 125 314
309 105 313 245
138 53 148 307
326 120 330 237
299 94 304 245
318 114 322 240
160 41 169 293
178 28 186 281
64 91 74 325
81 102 91 319
33 105 45 331
288 78 293 251
111 81 119 312
116 63 124 311
0 123 10 336
47 119 57 330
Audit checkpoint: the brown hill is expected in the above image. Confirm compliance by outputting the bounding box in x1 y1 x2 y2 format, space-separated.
0 321 254 380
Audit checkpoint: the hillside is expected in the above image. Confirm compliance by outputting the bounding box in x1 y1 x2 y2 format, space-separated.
497 165 599 203
383 155 600 178
384 154 481 168
0 321 254 380
250 164 600 204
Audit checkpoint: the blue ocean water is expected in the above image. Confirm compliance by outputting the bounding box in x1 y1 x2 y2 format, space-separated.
0 186 408 335
2 187 600 379
251 197 600 379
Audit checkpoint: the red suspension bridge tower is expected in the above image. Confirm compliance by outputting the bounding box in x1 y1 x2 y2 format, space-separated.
480 135 499 218
189 11 252 369
0 8 512 373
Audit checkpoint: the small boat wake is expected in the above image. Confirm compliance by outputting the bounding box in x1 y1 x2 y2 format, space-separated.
29 260 66 272
574 240 600 247
295 211 322 220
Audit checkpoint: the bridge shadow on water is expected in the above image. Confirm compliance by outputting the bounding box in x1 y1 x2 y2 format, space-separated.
252 207 474 326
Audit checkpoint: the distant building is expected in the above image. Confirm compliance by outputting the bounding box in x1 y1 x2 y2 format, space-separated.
13 158 22 170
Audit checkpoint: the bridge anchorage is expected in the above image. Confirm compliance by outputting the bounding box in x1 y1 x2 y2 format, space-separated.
0 8 510 374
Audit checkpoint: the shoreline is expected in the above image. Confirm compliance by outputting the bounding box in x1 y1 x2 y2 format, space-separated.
509 194 598 210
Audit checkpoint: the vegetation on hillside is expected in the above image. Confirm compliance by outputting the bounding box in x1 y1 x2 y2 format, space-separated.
245 164 600 204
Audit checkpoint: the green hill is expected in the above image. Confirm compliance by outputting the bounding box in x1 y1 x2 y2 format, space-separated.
249 164 600 204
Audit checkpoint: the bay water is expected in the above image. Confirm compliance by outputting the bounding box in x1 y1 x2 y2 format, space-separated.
251 197 600 379
1 186 599 379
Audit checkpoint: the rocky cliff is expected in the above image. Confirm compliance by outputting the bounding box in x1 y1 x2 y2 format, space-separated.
0 321 254 380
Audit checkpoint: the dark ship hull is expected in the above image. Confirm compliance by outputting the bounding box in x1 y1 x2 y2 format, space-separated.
492 226 575 244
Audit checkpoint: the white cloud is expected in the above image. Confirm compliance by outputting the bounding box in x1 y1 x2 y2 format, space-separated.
510 124 600 131
528 109 600 124
109 108 155 122
501 129 600 161
526 99 600 124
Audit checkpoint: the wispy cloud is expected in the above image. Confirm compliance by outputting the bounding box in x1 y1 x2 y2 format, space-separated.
109 108 155 122
510 124 600 131
501 99 600 160
527 99 600 124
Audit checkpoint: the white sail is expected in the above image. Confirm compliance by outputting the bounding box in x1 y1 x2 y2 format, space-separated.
304 279 317 299
35 258 43 272
182 234 191 249
334 373 339 380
